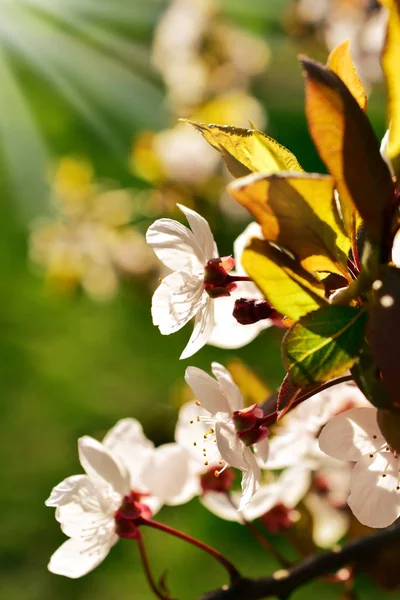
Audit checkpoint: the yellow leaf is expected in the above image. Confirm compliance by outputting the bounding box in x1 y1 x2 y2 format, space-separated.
230 171 351 279
382 0 400 178
327 40 367 112
301 57 393 242
242 238 327 320
182 120 302 178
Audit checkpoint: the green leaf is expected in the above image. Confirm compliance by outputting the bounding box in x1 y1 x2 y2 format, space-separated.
242 238 327 321
229 171 351 278
182 120 302 178
283 305 367 386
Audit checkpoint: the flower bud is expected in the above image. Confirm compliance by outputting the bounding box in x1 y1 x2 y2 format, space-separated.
233 298 274 325
260 503 297 534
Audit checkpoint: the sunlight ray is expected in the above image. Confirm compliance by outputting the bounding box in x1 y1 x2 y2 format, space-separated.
0 47 49 218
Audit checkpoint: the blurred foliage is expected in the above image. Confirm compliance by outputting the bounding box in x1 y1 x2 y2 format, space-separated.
0 0 395 599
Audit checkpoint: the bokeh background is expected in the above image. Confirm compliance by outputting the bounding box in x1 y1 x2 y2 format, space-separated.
0 0 397 598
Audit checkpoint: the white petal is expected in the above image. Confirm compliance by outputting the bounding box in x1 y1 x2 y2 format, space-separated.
319 407 383 462
274 467 311 508
54 478 117 539
201 492 242 522
241 483 279 520
233 222 263 275
239 450 261 510
304 492 349 548
348 452 400 528
215 422 247 470
266 433 313 469
211 362 244 413
180 297 214 359
48 535 117 578
57 500 109 539
46 475 87 507
185 367 230 415
102 418 155 490
208 290 270 350
177 204 218 260
146 218 204 271
78 436 130 496
254 438 269 467
140 443 201 505
152 271 205 335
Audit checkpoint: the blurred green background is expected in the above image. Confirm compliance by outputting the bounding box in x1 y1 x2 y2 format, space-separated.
0 1 396 599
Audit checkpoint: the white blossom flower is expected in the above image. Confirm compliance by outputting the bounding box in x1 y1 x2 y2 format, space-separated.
184 362 270 509
201 466 310 523
46 419 200 577
103 418 200 507
319 406 400 528
146 207 270 359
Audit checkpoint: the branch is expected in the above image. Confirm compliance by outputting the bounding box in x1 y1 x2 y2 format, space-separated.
199 521 400 600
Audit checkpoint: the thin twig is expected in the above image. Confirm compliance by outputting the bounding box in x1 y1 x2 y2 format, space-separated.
198 521 400 600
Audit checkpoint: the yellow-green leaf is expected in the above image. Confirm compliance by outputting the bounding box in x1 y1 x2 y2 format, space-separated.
382 0 400 178
327 40 367 112
301 57 393 242
242 238 327 320
229 171 351 279
283 305 367 386
182 120 302 178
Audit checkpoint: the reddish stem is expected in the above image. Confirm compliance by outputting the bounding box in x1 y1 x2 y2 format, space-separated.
227 275 252 283
142 518 240 582
284 375 353 416
225 493 291 568
137 532 173 600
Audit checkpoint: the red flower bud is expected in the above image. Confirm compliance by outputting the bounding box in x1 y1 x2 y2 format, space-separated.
233 298 274 325
260 503 296 534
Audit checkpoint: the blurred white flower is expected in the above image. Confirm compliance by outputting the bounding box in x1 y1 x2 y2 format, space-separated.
184 363 270 509
46 419 200 577
267 382 368 470
201 466 310 524
265 382 368 546
319 406 400 528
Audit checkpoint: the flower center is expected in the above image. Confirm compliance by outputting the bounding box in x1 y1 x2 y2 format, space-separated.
200 465 236 494
233 404 273 446
114 490 152 539
203 256 237 298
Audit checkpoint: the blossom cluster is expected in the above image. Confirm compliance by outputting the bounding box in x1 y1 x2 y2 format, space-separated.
47 198 400 585
45 3 400 595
